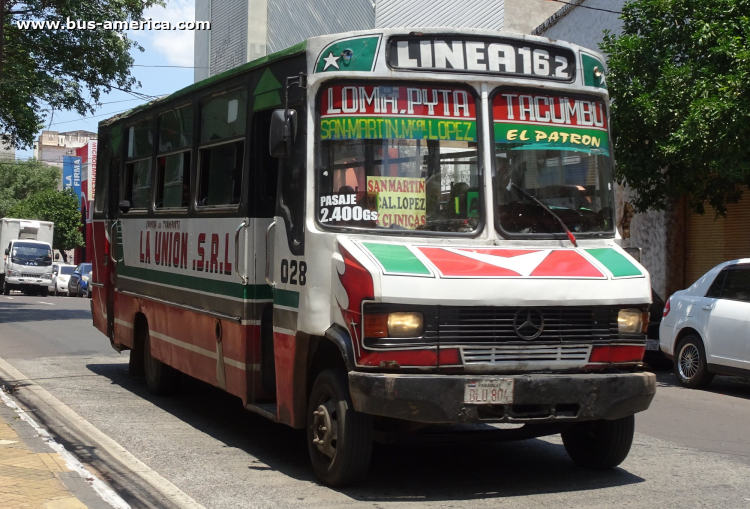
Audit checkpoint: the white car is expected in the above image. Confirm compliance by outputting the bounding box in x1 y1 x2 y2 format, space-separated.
660 259 750 388
50 263 76 296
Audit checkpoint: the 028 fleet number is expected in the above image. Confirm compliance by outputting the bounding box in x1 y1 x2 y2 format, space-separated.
280 259 306 286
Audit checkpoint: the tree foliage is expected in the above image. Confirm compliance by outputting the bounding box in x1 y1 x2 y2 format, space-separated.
8 189 84 252
600 0 750 215
0 159 59 216
0 0 162 149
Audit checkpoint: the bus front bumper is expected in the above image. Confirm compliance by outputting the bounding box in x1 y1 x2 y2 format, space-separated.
348 372 656 424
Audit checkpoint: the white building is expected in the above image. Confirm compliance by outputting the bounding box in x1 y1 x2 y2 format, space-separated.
194 0 560 81
33 130 97 169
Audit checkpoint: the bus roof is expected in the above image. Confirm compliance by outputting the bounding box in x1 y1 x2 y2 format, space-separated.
99 40 307 126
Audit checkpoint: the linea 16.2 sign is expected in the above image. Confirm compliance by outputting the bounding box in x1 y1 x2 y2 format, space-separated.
387 36 576 81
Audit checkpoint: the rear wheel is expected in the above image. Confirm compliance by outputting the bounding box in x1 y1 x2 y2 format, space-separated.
307 369 372 487
562 415 635 469
143 326 180 395
674 335 714 389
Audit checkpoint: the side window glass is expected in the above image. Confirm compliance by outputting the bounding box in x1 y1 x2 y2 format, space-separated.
252 110 278 217
198 88 246 207
124 159 152 210
94 156 110 214
124 119 153 211
721 267 750 302
277 105 305 254
705 270 726 298
157 105 193 209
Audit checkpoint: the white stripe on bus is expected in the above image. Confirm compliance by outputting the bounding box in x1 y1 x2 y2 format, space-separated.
113 319 259 371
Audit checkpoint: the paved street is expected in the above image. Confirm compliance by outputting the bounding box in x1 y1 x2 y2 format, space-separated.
1 294 750 508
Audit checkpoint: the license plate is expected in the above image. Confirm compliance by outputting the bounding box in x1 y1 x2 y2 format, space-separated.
464 379 514 404
646 339 659 351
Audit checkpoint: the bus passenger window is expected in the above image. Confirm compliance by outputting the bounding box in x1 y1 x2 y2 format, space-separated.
157 106 193 209
124 160 152 210
198 141 244 206
124 119 154 211
197 88 246 207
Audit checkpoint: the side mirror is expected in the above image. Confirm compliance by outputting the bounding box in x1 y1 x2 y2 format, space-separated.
269 109 297 157
3 249 7 256
119 200 131 214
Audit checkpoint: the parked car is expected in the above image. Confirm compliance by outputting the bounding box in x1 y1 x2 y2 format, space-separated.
67 263 92 298
49 263 76 296
660 259 750 388
86 270 92 298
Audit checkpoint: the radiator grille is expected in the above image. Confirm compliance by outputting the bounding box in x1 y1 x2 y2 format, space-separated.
21 273 43 278
438 306 615 343
461 344 592 365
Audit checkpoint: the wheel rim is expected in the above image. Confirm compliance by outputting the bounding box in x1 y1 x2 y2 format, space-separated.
678 343 700 380
311 396 339 463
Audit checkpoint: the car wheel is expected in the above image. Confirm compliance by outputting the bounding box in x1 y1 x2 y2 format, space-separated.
3 284 9 296
307 368 373 487
674 335 714 389
561 414 635 469
143 324 180 395
39 287 48 297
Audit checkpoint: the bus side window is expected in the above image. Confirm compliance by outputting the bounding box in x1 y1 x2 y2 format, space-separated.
94 154 109 216
124 119 154 211
276 105 305 255
252 110 277 218
157 105 193 209
197 88 246 207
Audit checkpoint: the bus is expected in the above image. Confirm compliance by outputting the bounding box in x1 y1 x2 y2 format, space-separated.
90 28 656 486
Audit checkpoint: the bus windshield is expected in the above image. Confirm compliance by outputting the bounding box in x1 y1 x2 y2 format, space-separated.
492 89 615 236
316 83 481 234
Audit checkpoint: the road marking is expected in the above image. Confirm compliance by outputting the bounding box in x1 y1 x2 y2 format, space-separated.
0 389 130 509
5 297 13 300
0 355 206 509
37 301 55 306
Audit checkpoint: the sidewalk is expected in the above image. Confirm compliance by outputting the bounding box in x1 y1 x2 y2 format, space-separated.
0 390 111 509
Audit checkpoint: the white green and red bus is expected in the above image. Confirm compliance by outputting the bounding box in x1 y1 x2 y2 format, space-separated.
90 28 656 486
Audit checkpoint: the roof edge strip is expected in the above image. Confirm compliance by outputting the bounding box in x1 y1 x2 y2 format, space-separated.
100 40 307 126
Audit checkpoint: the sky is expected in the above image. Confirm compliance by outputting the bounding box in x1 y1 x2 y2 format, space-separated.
16 0 197 159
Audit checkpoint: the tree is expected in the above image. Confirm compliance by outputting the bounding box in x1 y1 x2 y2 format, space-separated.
600 0 750 215
0 159 59 216
0 0 162 149
8 189 84 256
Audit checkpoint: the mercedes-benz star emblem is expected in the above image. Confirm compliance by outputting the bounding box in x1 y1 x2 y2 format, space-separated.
513 308 544 340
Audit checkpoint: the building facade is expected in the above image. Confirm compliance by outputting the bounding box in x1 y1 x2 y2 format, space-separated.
33 130 97 170
194 0 559 81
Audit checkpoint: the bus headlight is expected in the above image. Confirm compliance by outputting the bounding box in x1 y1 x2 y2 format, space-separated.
618 309 643 334
365 312 424 338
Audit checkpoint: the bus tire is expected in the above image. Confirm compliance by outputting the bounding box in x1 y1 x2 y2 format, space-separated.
143 325 180 395
561 414 635 469
307 368 372 487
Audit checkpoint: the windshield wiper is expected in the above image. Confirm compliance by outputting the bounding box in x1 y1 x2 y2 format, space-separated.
511 183 578 247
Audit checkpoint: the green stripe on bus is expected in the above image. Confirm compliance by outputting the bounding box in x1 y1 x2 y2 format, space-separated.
362 243 431 275
585 249 642 277
117 264 271 300
274 288 299 308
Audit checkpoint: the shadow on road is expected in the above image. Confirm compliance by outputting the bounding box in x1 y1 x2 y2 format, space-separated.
0 301 91 323
656 371 750 400
87 362 645 501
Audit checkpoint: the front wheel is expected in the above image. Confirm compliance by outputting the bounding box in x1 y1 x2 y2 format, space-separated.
674 335 714 389
3 284 9 296
561 414 635 469
39 287 48 297
307 369 373 487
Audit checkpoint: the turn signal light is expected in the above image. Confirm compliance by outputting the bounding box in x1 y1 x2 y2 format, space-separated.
364 313 389 338
589 345 646 364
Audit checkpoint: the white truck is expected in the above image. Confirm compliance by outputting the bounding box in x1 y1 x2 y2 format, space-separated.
0 218 55 296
